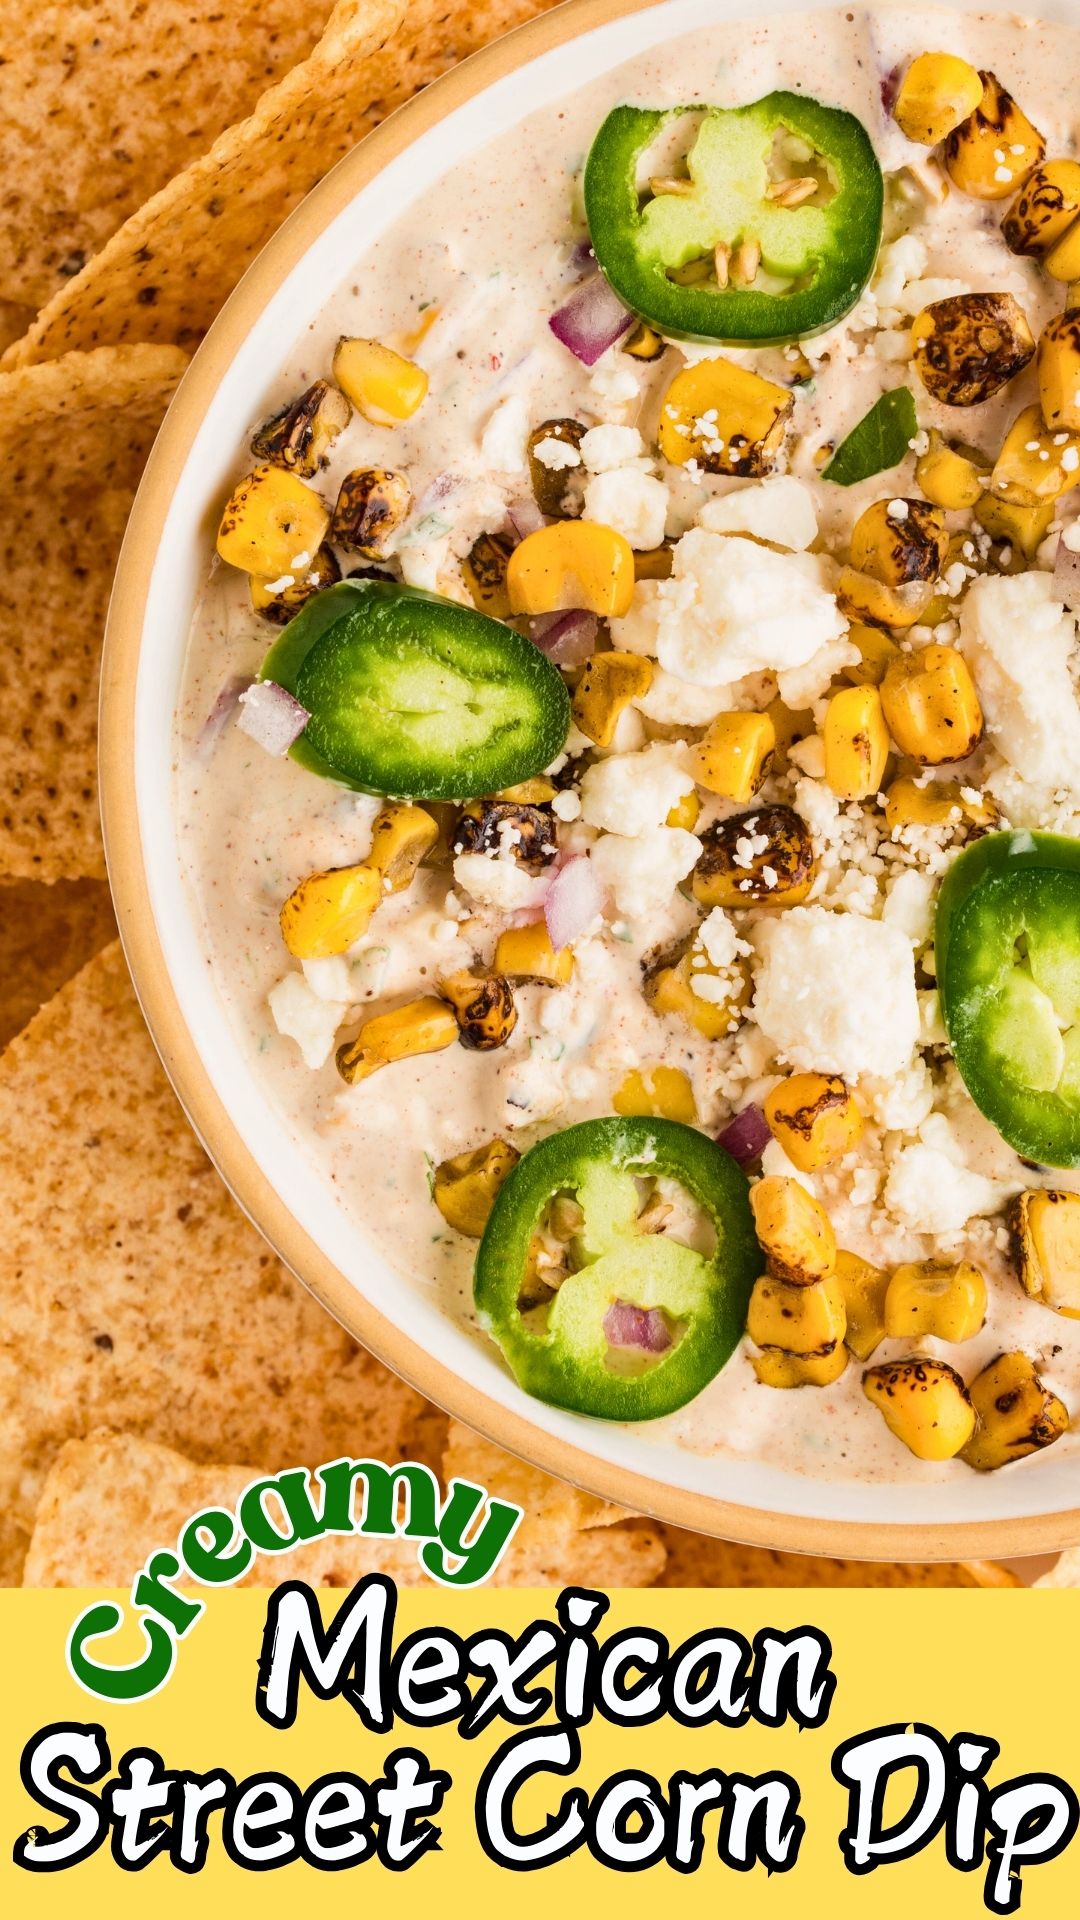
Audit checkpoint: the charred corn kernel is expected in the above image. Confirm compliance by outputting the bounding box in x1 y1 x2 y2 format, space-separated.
822 685 890 801
764 1073 863 1174
613 1066 697 1124
689 711 775 801
330 466 412 558
216 464 330 579
250 543 340 623
1045 220 1080 284
750 1176 836 1287
893 52 984 145
962 1351 1070 1471
884 774 998 833
623 320 666 361
571 650 653 745
279 864 382 960
332 336 428 424
494 921 574 986
367 804 439 894
507 520 636 619
765 697 814 765
336 997 458 1083
836 567 934 631
836 1250 889 1360
842 624 903 688
1009 1189 1080 1319
1037 311 1080 432
916 432 986 509
462 531 514 618
645 950 750 1040
1004 159 1080 256
496 777 558 804
864 1358 976 1460
911 294 1035 407
693 805 817 910
991 404 1080 505
527 418 585 516
665 789 700 831
438 970 517 1051
251 380 352 476
880 645 983 765
432 1139 520 1237
752 1344 848 1388
850 498 949 586
943 71 1045 200
633 541 675 581
747 1271 846 1353
658 358 794 476
974 490 1056 559
884 1260 988 1343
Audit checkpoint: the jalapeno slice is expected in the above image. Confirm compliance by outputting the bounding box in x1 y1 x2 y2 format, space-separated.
937 830 1080 1167
474 1116 758 1420
583 93 883 345
259 579 571 800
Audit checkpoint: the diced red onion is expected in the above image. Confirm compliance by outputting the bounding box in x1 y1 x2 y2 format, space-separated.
544 854 603 950
1054 530 1080 610
236 680 310 756
549 273 634 366
197 674 253 758
603 1301 672 1353
415 470 463 515
529 609 598 666
717 1103 771 1166
506 495 547 542
568 237 595 274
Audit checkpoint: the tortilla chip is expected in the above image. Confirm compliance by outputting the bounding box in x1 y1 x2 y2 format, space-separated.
23 1432 425 1588
0 346 187 881
442 1423 666 1588
0 879 116 1048
2 0 567 368
0 2 343 319
1035 1549 1080 1587
0 304 33 355
0 941 439 1584
655 1527 1021 1589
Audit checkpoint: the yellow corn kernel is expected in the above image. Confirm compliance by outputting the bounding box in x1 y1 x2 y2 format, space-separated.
750 1176 836 1287
692 805 817 910
462 531 514 618
962 1350 1070 1472
279 864 382 960
665 789 701 831
494 921 574 986
332 336 428 424
571 650 653 746
439 970 517 1051
688 711 775 801
251 380 352 477
623 320 666 361
893 52 984 146
991 403 1080 506
911 295 1035 408
613 1066 697 1124
850 498 948 587
250 543 340 623
836 1250 889 1360
884 774 997 833
880 645 983 765
840 625 900 689
822 685 890 800
336 996 458 1083
496 777 558 804
974 490 1056 558
1003 160 1080 256
884 1260 988 1343
645 950 750 1040
432 1139 520 1237
1037 311 1080 432
764 1073 863 1174
943 71 1045 200
506 520 636 619
837 568 934 631
863 1358 976 1460
216 464 330 580
916 432 986 509
765 697 814 765
747 1271 846 1354
1009 1189 1080 1319
634 541 675 581
658 358 793 476
1045 220 1080 283
752 1345 848 1388
365 804 439 896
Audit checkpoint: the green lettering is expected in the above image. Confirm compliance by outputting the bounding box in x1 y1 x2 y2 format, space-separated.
67 1602 175 1702
421 1479 522 1586
180 1506 254 1585
318 1459 439 1539
239 1468 322 1553
131 1550 203 1635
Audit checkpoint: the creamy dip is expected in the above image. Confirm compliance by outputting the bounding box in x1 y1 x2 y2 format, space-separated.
177 4 1080 1487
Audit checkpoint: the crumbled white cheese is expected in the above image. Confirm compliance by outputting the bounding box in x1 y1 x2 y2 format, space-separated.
760 1139 817 1196
579 741 694 835
532 435 582 471
872 233 928 310
580 424 645 471
652 531 845 684
882 868 936 946
583 467 669 550
588 357 640 416
635 666 739 726
776 633 860 710
884 1138 1009 1234
268 973 346 1070
301 955 355 1003
864 1057 936 1132
590 826 702 918
696 476 818 552
788 734 826 779
752 906 919 1078
452 852 547 911
478 390 530 471
959 570 1080 789
610 579 661 655
551 789 581 822
696 906 744 971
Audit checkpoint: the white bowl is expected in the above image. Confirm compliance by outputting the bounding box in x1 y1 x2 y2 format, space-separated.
101 0 1080 1559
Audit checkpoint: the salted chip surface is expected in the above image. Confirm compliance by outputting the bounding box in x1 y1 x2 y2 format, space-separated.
1 0 567 368
0 942 436 1584
655 1527 1019 1589
0 345 187 880
0 879 116 1047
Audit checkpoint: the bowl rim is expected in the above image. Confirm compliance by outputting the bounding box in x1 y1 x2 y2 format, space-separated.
100 0 1080 1563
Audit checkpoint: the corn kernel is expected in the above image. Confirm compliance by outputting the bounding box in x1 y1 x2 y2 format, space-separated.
571 650 653 745
916 432 986 509
911 294 1034 407
893 52 984 146
753 1345 848 1388
884 774 997 833
863 1357 976 1460
1045 220 1080 283
634 541 675 581
974 490 1056 558
665 789 701 831
433 1139 520 1237
658 358 793 476
850 497 948 586
750 1176 836 1286
884 1260 988 1343
1003 160 1080 256
496 777 558 805
439 970 517 1051
494 921 574 986
332 336 428 424
764 1073 863 1173
462 531 514 618
943 72 1045 200
836 1250 889 1360
689 711 775 801
747 1271 846 1353
991 403 1080 505
1037 311 1080 432
279 864 382 960
962 1350 1070 1471
216 465 330 580
330 467 411 558
250 544 340 623
613 1066 697 1124
368 804 439 894
837 568 934 630
692 805 817 909
880 644 983 764
645 950 750 1040
765 697 814 764
822 685 890 800
1009 1189 1080 1319
507 521 636 619
336 997 459 1083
